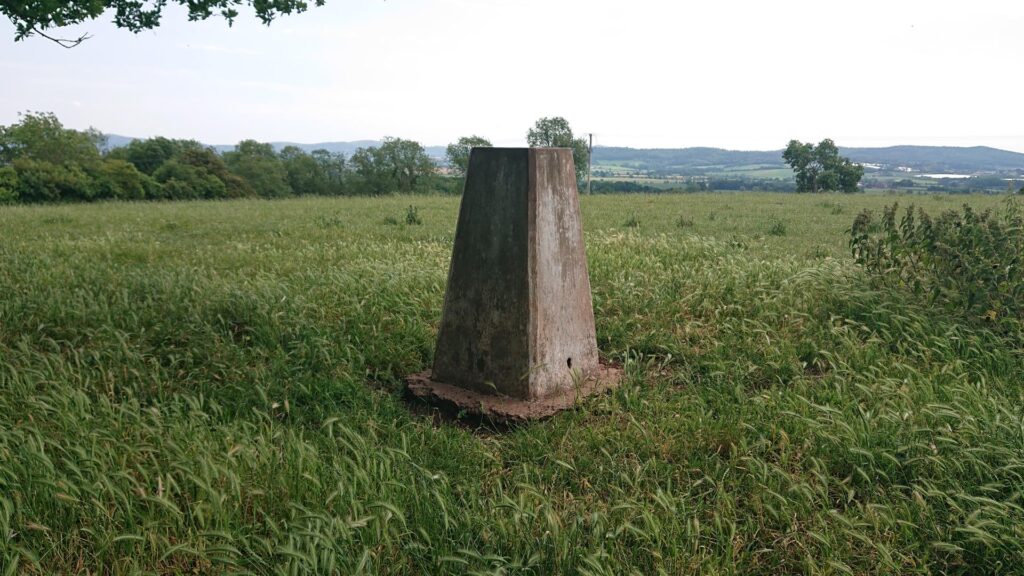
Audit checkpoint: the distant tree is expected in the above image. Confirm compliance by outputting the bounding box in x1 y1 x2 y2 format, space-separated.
223 140 291 198
280 146 328 195
106 137 195 175
153 160 227 200
783 139 864 193
0 111 103 166
310 149 346 195
350 138 434 195
4 0 326 47
87 159 150 200
177 146 253 198
445 135 492 177
526 117 588 183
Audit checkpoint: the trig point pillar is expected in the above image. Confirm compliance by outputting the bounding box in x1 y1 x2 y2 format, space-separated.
407 147 621 421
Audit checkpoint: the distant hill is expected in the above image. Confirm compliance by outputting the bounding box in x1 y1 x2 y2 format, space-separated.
840 146 1024 172
593 145 1024 175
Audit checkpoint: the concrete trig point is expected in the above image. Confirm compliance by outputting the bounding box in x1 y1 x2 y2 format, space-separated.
407 147 621 421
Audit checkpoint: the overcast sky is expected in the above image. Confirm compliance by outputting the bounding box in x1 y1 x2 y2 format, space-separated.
2 0 1022 151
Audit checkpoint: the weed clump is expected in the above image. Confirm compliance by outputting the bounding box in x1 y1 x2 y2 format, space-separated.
623 212 640 228
767 219 787 236
675 214 694 228
405 205 422 225
851 198 1024 336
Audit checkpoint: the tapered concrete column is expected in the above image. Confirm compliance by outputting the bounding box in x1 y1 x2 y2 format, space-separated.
408 147 620 420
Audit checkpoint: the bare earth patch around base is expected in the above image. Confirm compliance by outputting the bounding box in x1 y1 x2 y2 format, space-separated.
406 361 623 422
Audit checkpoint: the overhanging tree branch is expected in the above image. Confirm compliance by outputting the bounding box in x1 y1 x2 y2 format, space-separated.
5 0 326 47
30 27 92 49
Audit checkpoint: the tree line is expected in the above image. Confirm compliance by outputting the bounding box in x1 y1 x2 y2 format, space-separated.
0 112 452 204
0 112 595 205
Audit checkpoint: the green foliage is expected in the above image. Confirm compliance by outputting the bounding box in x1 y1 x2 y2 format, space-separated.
767 219 787 236
11 158 94 202
349 138 435 195
4 0 326 44
281 145 324 195
223 140 292 198
404 204 422 225
311 149 347 194
591 180 661 194
178 146 253 198
281 146 347 196
622 212 640 228
106 136 195 175
0 111 103 166
444 135 492 177
526 117 589 183
0 166 17 204
783 139 864 193
0 113 459 204
153 160 227 200
87 158 150 200
431 176 463 196
851 199 1024 337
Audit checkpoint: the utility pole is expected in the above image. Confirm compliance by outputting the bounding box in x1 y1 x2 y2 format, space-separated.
587 132 593 195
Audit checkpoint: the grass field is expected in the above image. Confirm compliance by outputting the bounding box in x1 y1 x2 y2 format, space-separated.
1 192 1022 574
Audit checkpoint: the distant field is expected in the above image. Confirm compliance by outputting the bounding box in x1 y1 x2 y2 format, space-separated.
1 193 1021 574
715 166 794 179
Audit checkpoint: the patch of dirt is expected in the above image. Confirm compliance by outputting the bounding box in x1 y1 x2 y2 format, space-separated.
405 361 623 424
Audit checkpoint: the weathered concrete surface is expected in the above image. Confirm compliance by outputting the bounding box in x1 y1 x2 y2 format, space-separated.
430 148 532 397
528 148 601 398
412 147 620 418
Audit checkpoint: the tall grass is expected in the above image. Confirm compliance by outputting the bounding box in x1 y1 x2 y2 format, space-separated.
1 193 1021 574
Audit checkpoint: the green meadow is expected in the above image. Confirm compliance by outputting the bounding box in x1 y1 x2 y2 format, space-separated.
1 192 1021 574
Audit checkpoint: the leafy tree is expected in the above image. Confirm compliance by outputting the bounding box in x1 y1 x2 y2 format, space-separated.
280 146 330 196
177 146 253 198
153 160 227 200
223 140 291 198
350 138 434 195
310 149 346 195
783 138 864 193
110 138 250 199
106 137 195 175
3 0 326 47
87 159 150 200
445 135 492 177
526 117 588 183
0 111 104 166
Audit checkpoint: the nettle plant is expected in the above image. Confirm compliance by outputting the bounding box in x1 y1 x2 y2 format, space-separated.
851 197 1024 335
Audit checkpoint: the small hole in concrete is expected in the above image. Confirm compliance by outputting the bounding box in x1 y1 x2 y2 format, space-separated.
567 357 573 369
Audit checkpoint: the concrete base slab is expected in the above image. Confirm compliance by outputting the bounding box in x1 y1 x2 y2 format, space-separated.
406 362 623 422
